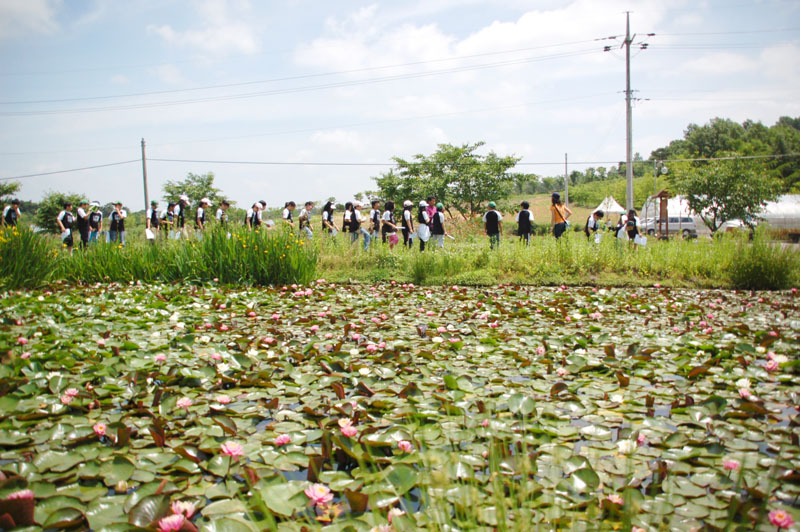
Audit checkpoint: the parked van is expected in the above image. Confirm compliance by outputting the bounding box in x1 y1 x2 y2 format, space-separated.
642 216 698 237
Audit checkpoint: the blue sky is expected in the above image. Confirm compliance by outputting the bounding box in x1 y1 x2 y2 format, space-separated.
1 0 798 209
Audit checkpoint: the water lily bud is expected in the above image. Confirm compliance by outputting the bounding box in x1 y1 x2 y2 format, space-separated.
115 480 128 494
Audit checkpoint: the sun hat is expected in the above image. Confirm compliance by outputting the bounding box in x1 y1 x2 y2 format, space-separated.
419 200 427 207
200 197 211 205
403 200 413 207
353 201 363 208
180 194 189 201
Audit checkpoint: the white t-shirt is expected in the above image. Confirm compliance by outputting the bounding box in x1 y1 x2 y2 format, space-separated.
282 208 291 220
587 216 598 231
216 208 225 221
108 209 127 220
322 211 331 222
2 206 11 218
353 210 363 223
515 210 532 223
344 211 352 222
246 208 254 223
57 210 69 222
403 210 412 226
382 210 396 233
420 211 430 224
77 207 87 219
196 206 205 220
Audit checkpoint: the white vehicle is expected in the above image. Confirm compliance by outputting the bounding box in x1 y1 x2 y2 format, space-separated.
642 216 697 238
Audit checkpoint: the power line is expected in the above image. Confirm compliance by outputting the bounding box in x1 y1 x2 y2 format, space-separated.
657 27 800 36
3 153 797 182
0 48 601 117
0 37 606 106
0 160 139 181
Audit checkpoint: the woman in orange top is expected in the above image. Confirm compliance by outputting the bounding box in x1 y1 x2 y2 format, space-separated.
550 192 572 239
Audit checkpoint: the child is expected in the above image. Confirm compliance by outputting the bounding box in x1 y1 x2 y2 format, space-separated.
108 201 127 245
550 193 572 239
369 200 381 245
321 201 338 235
88 202 102 244
176 195 190 239
342 202 353 236
351 201 371 249
516 201 533 246
381 201 399 248
431 202 446 248
245 202 261 230
216 200 230 226
56 202 75 253
2 198 21 227
160 202 176 239
298 201 314 239
401 200 414 248
195 198 211 234
416 200 431 251
483 201 502 250
626 209 641 247
146 200 160 242
282 201 296 229
76 200 90 249
585 210 604 241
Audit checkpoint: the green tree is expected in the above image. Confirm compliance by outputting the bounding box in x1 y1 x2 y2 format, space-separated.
33 191 87 234
0 182 20 204
670 157 780 233
373 142 521 218
162 172 231 206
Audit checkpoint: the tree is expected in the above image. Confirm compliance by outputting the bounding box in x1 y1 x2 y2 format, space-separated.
0 182 20 204
372 142 521 218
162 172 231 206
33 191 87 234
671 157 779 233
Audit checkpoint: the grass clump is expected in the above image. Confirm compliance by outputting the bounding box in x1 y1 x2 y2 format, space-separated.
728 227 796 290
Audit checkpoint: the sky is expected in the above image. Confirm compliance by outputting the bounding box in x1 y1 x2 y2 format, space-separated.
1 0 799 210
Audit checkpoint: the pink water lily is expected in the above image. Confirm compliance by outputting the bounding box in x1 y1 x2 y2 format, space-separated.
16 337 28 345
607 494 623 505
97 339 106 347
536 346 545 356
352 334 361 341
158 514 185 532
310 325 319 332
60 394 74 405
723 459 740 471
388 507 405 523
366 344 377 353
93 422 107 437
274 434 291 446
210 353 222 361
64 388 79 398
304 483 333 507
20 352 30 359
6 489 34 500
769 330 778 337
155 354 167 362
556 367 567 377
769 509 794 529
739 388 751 399
220 440 244 458
171 500 196 518
215 395 231 404
176 397 193 409
765 359 780 372
636 433 647 446
338 418 358 438
481 419 490 427
397 440 413 452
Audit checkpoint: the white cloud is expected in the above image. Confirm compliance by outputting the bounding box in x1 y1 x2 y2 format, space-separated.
0 0 60 40
110 74 129 85
310 129 366 152
147 0 259 55
684 52 758 75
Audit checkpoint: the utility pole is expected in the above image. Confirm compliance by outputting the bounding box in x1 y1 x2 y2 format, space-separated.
564 153 569 207
141 138 149 211
624 11 633 211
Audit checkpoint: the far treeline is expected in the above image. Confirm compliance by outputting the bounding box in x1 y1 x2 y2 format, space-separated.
2 116 798 233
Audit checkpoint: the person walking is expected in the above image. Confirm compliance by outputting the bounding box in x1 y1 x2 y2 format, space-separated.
56 202 75 253
146 200 160 242
626 209 642 247
483 201 502 250
585 210 604 242
369 200 381 246
282 201 296 230
108 201 127 245
351 201 371 249
516 201 533 246
416 200 431 251
76 200 90 250
342 202 353 238
550 193 572 239
245 202 260 230
216 200 230 226
195 198 211 235
431 202 446 249
321 201 338 236
298 201 314 239
401 200 414 248
88 202 103 244
160 202 176 239
381 200 399 247
2 199 21 227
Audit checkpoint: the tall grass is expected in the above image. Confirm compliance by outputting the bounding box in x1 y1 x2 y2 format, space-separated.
2 225 797 289
0 226 317 289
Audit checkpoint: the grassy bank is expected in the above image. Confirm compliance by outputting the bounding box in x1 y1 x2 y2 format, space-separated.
2 225 797 290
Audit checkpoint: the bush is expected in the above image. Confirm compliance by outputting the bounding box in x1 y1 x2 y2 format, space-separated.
728 228 797 290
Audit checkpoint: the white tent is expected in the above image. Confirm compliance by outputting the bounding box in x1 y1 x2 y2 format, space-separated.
592 196 625 215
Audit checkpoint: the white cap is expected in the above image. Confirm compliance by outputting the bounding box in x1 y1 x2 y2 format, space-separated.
403 200 413 207
201 197 211 205
419 200 428 207
180 194 189 201
354 201 363 208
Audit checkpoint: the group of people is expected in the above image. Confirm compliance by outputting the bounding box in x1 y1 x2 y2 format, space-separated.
53 200 129 252
145 195 232 242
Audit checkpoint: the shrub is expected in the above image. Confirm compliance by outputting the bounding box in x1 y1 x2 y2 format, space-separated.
728 228 797 290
